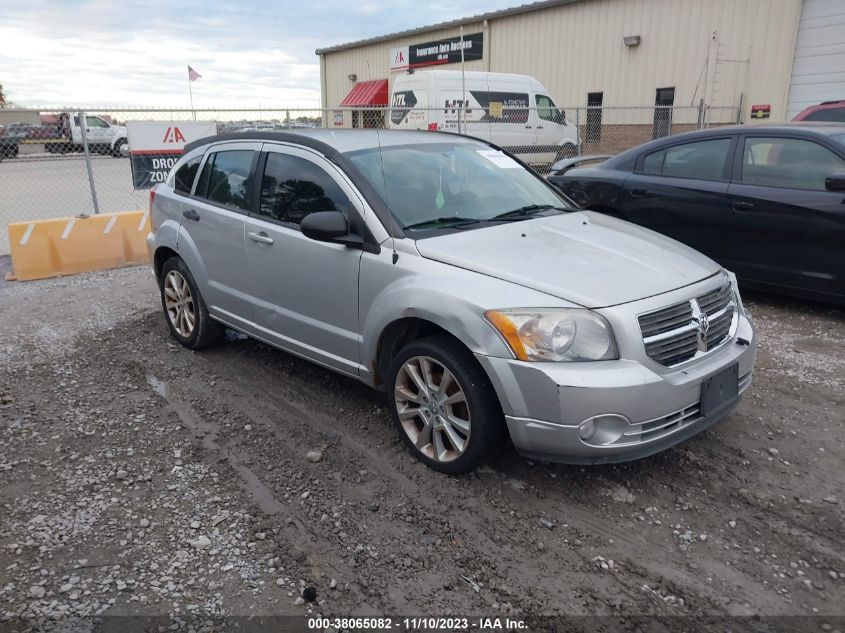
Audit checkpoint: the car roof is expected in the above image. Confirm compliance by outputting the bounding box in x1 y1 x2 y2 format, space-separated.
184 128 483 155
604 122 845 168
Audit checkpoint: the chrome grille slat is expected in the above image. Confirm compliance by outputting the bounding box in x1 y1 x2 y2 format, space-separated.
638 283 737 367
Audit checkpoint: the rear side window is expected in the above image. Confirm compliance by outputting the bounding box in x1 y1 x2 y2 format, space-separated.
173 155 202 194
258 153 350 226
195 150 254 211
638 138 731 181
741 137 845 190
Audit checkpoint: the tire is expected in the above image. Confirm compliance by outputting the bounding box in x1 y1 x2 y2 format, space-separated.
159 257 224 349
112 138 128 157
387 335 506 474
555 143 577 162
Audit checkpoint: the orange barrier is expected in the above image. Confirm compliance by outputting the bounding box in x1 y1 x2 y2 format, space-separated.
7 210 151 281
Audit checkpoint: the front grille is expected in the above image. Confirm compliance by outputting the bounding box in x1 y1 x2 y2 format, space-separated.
638 284 736 367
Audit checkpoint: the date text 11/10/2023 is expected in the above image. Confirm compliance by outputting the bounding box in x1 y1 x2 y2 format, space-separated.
306 616 527 630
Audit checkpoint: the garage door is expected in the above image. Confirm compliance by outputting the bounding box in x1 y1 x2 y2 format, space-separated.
786 0 845 119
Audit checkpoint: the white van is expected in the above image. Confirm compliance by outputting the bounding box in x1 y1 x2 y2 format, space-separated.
389 70 579 166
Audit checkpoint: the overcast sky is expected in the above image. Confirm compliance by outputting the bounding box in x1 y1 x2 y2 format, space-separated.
1 0 520 109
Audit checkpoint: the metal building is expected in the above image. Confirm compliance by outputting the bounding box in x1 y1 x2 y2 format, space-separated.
317 0 845 126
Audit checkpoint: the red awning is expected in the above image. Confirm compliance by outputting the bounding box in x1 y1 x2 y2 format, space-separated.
339 80 389 107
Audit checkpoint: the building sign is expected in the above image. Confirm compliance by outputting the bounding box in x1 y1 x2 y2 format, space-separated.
390 46 409 71
333 110 344 127
126 121 217 189
390 32 483 72
750 104 771 119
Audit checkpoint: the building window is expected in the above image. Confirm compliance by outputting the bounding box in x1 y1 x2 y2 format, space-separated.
653 87 675 140
586 92 603 143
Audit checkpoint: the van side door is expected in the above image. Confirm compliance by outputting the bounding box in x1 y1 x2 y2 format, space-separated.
484 75 535 154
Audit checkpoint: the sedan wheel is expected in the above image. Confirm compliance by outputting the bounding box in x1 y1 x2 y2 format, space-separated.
394 355 472 463
163 270 196 337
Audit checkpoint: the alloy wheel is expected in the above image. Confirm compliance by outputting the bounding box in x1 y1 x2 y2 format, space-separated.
394 355 471 463
163 270 195 337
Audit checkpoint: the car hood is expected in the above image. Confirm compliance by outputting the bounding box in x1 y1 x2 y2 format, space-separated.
413 211 721 308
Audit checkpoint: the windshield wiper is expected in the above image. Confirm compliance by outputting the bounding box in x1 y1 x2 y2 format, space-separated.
403 216 481 230
489 204 568 221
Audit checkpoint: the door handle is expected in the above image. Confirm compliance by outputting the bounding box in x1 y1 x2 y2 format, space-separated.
536 126 544 129
732 201 755 212
525 125 533 129
182 209 199 221
248 231 274 245
630 187 647 198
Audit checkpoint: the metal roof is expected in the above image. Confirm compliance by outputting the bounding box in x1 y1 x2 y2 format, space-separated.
339 80 389 107
315 0 584 55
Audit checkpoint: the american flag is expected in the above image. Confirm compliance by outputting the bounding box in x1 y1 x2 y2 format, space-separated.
188 66 201 82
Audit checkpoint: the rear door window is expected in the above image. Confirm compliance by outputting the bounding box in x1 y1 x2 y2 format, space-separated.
258 153 350 227
740 137 845 190
195 150 254 211
173 155 202 195
638 138 732 181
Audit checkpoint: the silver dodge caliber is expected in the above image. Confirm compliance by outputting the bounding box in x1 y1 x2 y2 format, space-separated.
147 129 756 474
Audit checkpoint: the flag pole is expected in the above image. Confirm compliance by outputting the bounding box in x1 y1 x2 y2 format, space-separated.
187 65 195 120
460 26 466 135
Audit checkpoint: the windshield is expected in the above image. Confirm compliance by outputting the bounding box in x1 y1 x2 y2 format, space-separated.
345 142 573 234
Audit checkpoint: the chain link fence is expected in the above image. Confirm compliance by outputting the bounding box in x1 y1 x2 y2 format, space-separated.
0 103 739 255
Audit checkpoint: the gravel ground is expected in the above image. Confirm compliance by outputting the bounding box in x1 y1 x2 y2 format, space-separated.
0 259 843 630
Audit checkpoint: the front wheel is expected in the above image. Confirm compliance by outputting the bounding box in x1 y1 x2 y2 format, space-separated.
159 257 223 349
388 335 505 474
555 143 577 162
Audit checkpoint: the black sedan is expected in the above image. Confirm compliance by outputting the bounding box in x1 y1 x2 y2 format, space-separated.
547 124 845 305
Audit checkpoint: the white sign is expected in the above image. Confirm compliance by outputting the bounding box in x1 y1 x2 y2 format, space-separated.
126 120 217 153
126 121 217 189
390 45 410 72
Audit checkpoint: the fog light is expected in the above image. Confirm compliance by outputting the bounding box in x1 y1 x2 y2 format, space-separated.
578 418 597 441
578 414 632 446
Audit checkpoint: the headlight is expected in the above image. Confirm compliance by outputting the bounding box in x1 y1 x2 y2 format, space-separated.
725 270 748 317
484 308 618 362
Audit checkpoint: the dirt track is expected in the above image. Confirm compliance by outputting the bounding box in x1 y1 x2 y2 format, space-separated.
0 258 843 629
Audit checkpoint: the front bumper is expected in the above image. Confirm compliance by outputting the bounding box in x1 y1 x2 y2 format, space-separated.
475 310 756 464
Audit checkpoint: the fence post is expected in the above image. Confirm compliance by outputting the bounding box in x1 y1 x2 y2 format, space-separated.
575 107 581 156
78 111 100 215
736 93 744 124
286 109 290 129
697 98 705 129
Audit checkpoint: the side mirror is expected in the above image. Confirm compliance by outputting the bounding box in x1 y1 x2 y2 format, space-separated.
300 211 364 248
301 211 348 241
825 172 845 192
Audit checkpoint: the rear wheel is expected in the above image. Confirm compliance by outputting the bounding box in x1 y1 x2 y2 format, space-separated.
160 257 223 349
388 335 505 474
112 138 128 157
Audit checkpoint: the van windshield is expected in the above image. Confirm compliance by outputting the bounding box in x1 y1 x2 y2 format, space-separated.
345 142 572 234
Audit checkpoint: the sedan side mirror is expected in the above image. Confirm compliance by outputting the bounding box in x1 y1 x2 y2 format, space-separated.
825 172 845 192
300 211 363 248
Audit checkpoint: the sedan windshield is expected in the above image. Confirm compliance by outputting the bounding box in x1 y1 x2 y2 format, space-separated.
345 142 573 233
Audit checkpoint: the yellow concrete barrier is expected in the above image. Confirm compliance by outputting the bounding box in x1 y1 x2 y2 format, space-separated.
7 210 151 281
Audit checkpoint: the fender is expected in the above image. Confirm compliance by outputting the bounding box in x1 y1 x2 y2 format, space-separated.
174 223 210 289
358 252 577 386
